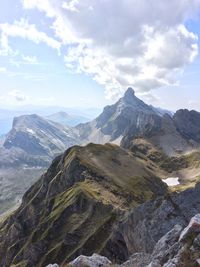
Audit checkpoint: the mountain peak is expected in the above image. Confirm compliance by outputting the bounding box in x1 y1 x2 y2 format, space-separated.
124 87 135 99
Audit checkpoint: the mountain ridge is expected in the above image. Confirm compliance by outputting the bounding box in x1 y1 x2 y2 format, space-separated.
0 143 168 267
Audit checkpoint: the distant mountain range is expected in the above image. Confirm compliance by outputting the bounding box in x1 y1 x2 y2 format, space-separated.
0 106 98 135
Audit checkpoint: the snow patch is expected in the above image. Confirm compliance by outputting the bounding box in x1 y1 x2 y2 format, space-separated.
162 177 180 186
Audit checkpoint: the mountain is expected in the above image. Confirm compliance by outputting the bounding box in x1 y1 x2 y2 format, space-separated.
1 142 200 266
1 89 200 266
76 88 161 145
1 114 79 167
47 111 89 126
0 143 167 267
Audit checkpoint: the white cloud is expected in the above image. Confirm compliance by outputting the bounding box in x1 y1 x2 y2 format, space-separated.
9 90 29 102
21 0 200 99
21 0 56 17
22 55 38 64
0 19 61 54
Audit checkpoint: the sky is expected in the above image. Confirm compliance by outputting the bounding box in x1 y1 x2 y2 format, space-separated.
0 0 200 111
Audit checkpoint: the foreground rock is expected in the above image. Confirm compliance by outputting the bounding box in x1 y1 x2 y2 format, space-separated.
68 253 112 267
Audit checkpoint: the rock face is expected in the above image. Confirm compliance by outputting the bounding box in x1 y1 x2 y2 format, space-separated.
146 213 200 266
0 143 167 267
1 114 79 167
179 214 200 242
104 182 200 263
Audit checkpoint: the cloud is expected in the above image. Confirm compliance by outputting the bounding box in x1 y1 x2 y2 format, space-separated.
62 0 79 12
0 19 61 54
9 90 29 102
22 55 38 64
21 0 200 99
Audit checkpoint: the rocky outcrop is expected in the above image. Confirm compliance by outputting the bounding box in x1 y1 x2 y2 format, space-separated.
68 253 112 267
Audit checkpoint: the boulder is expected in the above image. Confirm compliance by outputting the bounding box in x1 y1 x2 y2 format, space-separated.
68 253 112 267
